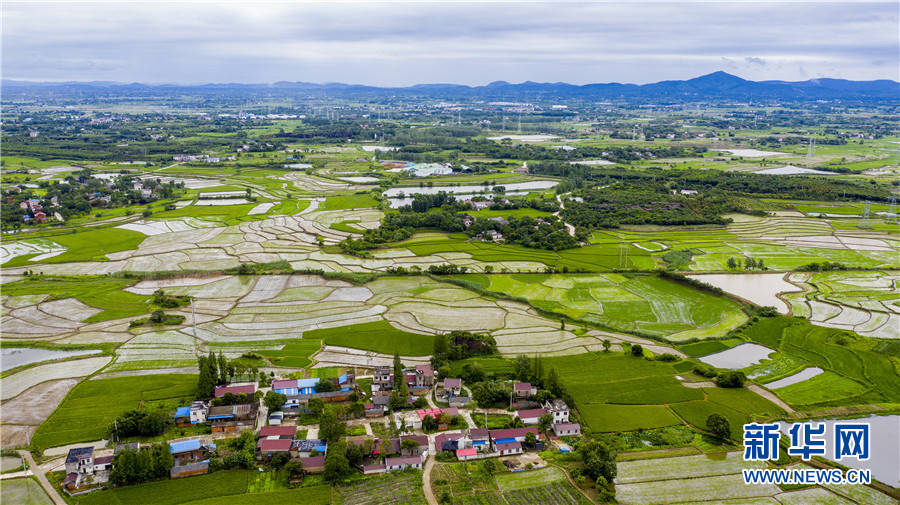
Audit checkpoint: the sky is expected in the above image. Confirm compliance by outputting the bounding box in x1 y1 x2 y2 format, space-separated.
2 1 898 86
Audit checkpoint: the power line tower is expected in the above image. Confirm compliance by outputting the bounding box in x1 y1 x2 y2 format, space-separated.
517 115 522 134
887 193 898 223
860 201 871 229
807 135 816 157
619 241 628 268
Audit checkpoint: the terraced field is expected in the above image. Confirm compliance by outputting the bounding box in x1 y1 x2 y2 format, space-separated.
460 273 748 341
784 270 898 339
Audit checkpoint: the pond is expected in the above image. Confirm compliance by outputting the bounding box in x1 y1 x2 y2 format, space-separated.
714 149 789 157
1 347 101 372
697 343 775 370
338 176 380 183
779 415 899 486
764 367 824 389
755 165 832 175
486 134 557 142
0 456 22 472
687 273 800 314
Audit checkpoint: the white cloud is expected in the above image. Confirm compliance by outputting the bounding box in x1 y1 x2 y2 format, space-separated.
2 1 897 84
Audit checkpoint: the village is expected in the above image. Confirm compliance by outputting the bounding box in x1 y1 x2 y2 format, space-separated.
58 363 581 497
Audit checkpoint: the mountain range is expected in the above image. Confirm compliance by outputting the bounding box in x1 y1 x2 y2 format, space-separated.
4 72 898 101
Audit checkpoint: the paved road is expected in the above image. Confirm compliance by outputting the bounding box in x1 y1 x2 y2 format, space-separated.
19 450 67 505
421 437 439 505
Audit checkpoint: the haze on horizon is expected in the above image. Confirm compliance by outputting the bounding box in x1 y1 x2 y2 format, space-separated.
2 1 898 87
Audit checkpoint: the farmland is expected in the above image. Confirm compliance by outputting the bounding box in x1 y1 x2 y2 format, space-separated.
31 374 195 451
0 478 53 505
432 463 592 505
337 471 425 505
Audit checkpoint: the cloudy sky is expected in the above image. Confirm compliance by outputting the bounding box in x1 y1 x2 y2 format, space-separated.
2 1 897 86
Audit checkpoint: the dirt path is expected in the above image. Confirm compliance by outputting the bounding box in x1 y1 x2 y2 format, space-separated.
421 450 438 505
748 384 795 413
554 194 576 237
680 380 716 389
19 450 66 505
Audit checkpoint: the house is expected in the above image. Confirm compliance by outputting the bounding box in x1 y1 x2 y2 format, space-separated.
297 455 326 474
495 441 523 456
552 423 582 437
213 384 256 398
169 440 215 464
543 399 570 424
488 427 538 444
290 439 327 459
435 432 467 452
513 166 529 174
468 428 490 444
514 408 547 425
175 406 192 427
443 378 462 397
93 456 113 472
488 217 508 227
385 456 423 472
513 382 536 399
257 438 292 458
65 447 94 475
273 377 318 396
680 189 698 195
208 404 257 432
171 461 209 479
259 425 295 439
466 200 492 210
448 396 471 407
373 366 393 391
415 364 434 388
456 447 478 461
190 401 208 424
365 402 385 418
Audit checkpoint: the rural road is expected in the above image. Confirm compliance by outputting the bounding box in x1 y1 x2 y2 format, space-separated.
748 384 795 413
421 441 438 505
18 450 67 505
554 194 576 237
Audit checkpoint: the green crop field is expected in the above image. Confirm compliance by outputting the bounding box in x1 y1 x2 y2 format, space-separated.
183 487 331 505
32 374 195 450
322 194 380 210
77 470 250 505
257 339 322 368
676 339 742 357
0 478 53 505
1 275 151 322
24 227 146 264
742 316 900 407
458 273 748 341
307 320 434 356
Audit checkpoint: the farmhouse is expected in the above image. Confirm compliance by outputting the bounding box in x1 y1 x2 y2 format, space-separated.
259 425 296 439
171 461 209 479
169 439 215 464
513 382 536 399
297 455 326 474
372 366 393 391
488 427 538 444
257 438 292 458
385 456 423 472
435 432 468 452
495 441 523 456
514 408 547 425
64 447 110 491
290 439 328 459
543 399 570 424
414 364 434 388
208 404 257 432
552 422 582 437
442 377 462 396
213 384 256 398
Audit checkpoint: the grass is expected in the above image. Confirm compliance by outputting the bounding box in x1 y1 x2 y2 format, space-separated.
0 275 151 322
470 413 513 429
676 338 743 357
306 320 434 356
495 466 564 491
322 193 380 210
76 470 249 505
772 371 870 406
31 374 196 450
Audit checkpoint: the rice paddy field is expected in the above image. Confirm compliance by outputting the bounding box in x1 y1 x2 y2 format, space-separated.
613 453 895 505
457 273 748 341
783 270 898 339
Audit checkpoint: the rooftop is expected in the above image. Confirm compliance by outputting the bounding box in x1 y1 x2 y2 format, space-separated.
65 447 94 463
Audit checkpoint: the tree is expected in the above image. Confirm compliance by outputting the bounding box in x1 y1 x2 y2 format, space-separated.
401 439 420 455
602 339 611 352
264 391 287 412
380 440 393 458
149 310 166 324
270 452 290 469
307 398 325 416
545 367 562 397
726 257 738 269
533 389 553 404
537 413 554 432
284 460 304 479
346 442 363 465
531 355 544 387
715 370 746 388
323 440 351 482
461 362 484 383
315 378 336 393
431 333 449 368
318 410 346 442
422 415 438 431
706 413 731 441
578 437 617 482
631 344 644 357
393 352 409 398
524 431 538 447
217 351 227 384
513 354 531 382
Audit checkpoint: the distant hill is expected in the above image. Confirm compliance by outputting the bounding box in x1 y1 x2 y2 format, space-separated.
3 72 898 101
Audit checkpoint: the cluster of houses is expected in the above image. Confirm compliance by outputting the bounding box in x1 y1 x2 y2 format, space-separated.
172 154 236 163
16 197 50 223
